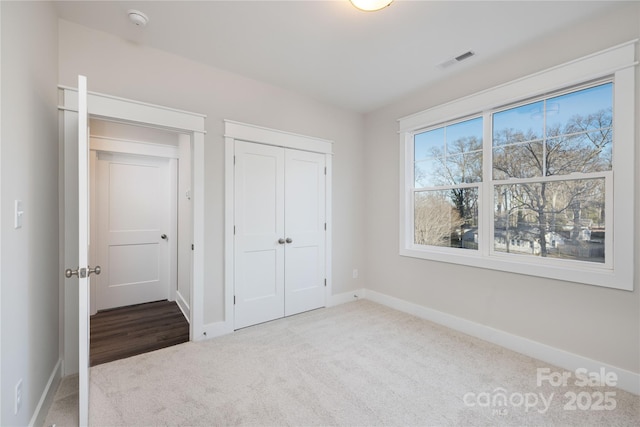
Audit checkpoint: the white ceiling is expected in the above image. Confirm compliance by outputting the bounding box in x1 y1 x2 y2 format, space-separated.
54 0 622 113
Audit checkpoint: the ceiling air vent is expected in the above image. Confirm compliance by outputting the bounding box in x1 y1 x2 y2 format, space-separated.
437 50 475 69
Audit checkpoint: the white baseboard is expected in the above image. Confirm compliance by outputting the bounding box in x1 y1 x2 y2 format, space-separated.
29 358 63 427
196 290 366 341
175 290 190 321
198 320 233 341
328 288 365 306
364 289 640 395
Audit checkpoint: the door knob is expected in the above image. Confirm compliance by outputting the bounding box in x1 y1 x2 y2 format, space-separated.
285 238 293 244
65 266 100 278
161 234 167 240
65 267 80 278
278 238 286 244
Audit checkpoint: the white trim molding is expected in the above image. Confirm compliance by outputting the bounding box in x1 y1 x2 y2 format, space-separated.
29 359 62 427
329 288 365 306
90 136 180 159
224 120 333 155
58 86 206 133
363 289 640 395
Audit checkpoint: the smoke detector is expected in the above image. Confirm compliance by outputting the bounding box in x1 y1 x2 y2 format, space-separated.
128 9 149 27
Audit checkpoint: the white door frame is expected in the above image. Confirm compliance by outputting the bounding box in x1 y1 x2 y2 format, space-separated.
59 86 206 377
223 120 333 331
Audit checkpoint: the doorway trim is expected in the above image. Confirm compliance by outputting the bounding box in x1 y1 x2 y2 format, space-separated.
223 120 333 332
59 86 206 375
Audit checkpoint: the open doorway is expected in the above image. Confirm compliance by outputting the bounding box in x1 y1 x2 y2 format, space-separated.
87 119 191 365
60 81 206 424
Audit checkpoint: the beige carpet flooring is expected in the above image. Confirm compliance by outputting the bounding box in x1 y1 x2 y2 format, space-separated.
45 300 639 426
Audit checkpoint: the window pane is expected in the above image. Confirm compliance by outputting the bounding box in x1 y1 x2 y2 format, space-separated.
414 117 483 187
415 127 444 160
546 83 613 134
493 141 543 180
544 84 613 175
493 101 544 146
415 188 479 249
546 130 612 175
493 83 613 179
446 152 482 184
446 117 483 151
415 158 442 187
494 178 605 263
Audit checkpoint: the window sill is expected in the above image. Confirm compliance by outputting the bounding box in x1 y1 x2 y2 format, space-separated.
399 246 631 291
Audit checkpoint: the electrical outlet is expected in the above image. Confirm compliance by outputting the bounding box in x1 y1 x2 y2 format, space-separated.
15 379 22 415
352 269 359 279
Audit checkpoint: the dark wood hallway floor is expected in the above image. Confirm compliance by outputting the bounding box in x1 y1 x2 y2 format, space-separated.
90 300 189 366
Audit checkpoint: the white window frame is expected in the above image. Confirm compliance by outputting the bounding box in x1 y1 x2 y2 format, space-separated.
398 41 637 291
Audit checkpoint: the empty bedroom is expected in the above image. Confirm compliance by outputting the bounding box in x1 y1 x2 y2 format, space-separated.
0 1 639 426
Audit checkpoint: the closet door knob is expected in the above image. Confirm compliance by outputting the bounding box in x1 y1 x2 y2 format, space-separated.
278 238 286 244
285 238 293 244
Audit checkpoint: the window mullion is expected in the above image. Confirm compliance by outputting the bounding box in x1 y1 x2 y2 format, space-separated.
481 111 493 257
542 99 547 176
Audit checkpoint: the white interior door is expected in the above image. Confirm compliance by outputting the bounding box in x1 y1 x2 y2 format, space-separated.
77 75 90 427
284 149 326 316
234 141 285 329
95 152 173 310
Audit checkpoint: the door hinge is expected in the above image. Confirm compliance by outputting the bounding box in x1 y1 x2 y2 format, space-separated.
324 223 327 231
324 279 327 287
191 244 194 250
324 166 327 175
234 226 236 235
234 295 236 305
234 155 236 165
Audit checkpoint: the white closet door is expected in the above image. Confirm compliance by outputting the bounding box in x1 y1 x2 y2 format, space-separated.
234 141 285 329
284 149 326 316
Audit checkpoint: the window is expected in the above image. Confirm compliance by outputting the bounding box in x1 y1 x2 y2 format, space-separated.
399 42 635 290
414 117 481 249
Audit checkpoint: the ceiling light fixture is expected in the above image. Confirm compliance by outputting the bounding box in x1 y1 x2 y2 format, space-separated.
350 0 394 12
128 9 149 27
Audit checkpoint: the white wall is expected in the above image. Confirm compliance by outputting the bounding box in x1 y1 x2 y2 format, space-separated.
58 20 365 331
363 3 640 374
1 2 60 426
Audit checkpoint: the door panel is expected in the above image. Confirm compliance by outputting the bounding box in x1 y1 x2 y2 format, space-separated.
234 142 285 329
77 75 90 427
284 149 326 316
96 152 171 310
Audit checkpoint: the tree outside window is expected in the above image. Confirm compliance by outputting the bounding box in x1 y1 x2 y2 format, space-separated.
492 83 612 263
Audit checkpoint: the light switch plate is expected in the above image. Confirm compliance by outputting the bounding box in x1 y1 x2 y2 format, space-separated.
14 200 23 229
